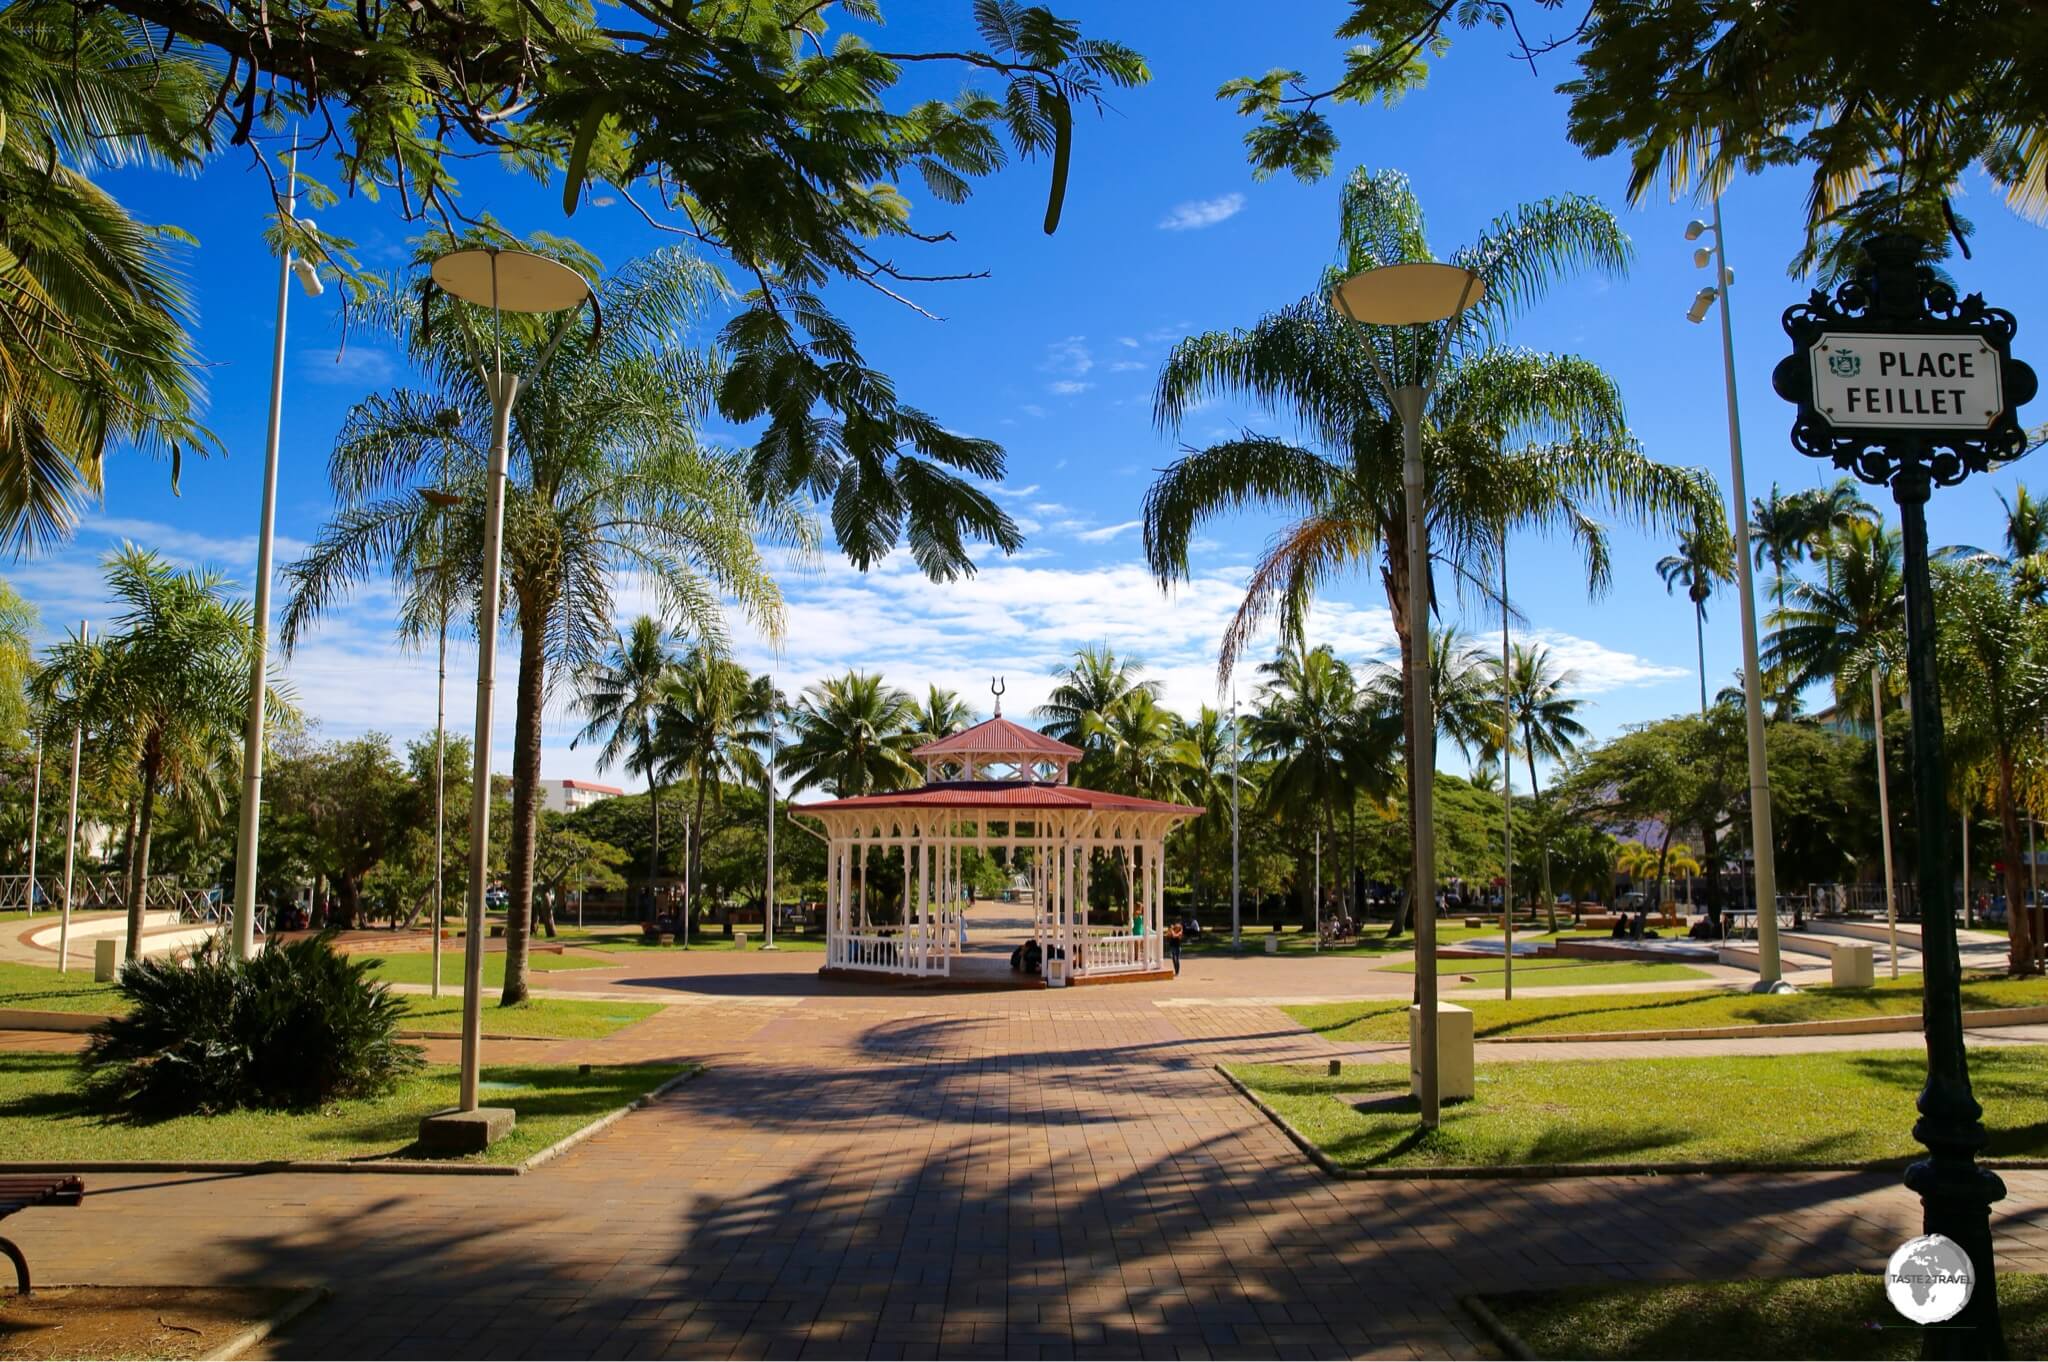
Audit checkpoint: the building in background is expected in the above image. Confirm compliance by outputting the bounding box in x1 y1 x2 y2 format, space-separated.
538 778 624 815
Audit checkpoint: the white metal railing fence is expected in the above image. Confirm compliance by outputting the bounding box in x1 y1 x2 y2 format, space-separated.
1075 930 1160 976
829 927 948 976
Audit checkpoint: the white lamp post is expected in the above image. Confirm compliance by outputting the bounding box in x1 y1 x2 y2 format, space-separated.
1229 691 1241 952
1500 532 1514 1001
1332 259 1484 1130
231 151 326 960
424 247 593 1128
57 623 85 973
24 735 41 916
762 672 779 951
419 486 463 998
1685 202 1789 992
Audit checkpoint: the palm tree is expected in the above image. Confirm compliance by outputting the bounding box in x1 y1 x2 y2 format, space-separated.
1766 517 1907 953
1665 844 1703 906
653 646 764 940
1038 646 1158 748
1176 706 1247 914
31 547 280 960
572 616 675 916
1998 484 2048 605
1364 627 1496 773
1078 690 1192 801
779 672 921 798
1502 643 1588 931
909 686 974 746
1937 562 2048 975
0 0 219 550
1143 168 1719 905
1658 520 1736 717
1250 645 1383 917
283 240 807 1005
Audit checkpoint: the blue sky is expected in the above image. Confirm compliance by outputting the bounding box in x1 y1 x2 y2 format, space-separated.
15 2 2035 789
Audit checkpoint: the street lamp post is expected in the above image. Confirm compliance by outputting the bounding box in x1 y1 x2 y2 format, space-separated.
424 247 594 1131
25 736 41 916
420 486 463 998
1686 201 1787 992
231 150 326 960
1500 532 1514 1001
1332 260 1484 1130
1773 231 2038 1358
762 674 778 952
57 621 85 973
1225 691 1240 952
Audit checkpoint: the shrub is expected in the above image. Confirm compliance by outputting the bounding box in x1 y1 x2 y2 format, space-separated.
81 935 423 1115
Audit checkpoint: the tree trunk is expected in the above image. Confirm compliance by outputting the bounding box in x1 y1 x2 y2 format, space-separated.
1996 753 2038 975
1694 602 1708 717
645 766 662 918
690 775 710 947
1525 724 1555 933
125 740 161 964
501 616 548 1006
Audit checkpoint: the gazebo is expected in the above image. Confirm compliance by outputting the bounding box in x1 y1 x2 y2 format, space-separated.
791 699 1201 985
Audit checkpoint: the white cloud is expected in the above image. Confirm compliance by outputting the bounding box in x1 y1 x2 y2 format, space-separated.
1117 337 1140 349
1109 360 1148 373
298 345 396 388
1073 519 1143 543
1158 194 1246 231
1048 380 1093 396
1039 336 1093 378
1020 403 1047 419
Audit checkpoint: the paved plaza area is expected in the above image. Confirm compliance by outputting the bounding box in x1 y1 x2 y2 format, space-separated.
14 918 2048 1359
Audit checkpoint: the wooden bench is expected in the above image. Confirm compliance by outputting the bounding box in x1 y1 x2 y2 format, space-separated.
0 1175 83 1293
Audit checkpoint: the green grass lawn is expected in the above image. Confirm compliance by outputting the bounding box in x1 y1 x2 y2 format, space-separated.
1229 1047 2048 1170
1485 1273 2048 1359
362 951 609 987
0 958 124 1014
1379 957 1713 987
1286 973 2048 1043
1182 923 1579 956
396 994 659 1038
0 1051 688 1165
564 931 826 953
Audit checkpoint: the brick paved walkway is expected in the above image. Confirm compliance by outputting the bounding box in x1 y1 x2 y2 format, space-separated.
16 954 2048 1361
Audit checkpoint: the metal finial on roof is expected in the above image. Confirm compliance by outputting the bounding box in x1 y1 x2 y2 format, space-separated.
990 676 1006 717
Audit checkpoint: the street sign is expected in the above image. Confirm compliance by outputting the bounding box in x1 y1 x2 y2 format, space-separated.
1810 333 2003 430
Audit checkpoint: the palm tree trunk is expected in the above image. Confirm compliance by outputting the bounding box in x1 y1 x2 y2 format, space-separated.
1695 602 1708 717
690 773 710 946
1997 753 2038 975
1525 724 1555 933
644 773 662 922
501 618 547 1006
125 739 161 963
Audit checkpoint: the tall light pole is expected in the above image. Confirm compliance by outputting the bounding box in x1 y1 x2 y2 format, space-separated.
57 621 85 973
420 487 462 997
1872 668 1901 978
25 735 41 916
1334 260 1483 1130
1500 532 1514 1002
762 672 779 952
1229 690 1241 952
1686 201 1787 992
425 247 594 1122
230 150 326 960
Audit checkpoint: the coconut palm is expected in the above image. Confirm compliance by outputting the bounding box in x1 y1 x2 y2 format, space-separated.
1144 168 1719 904
653 646 765 938
1363 627 1497 773
1250 645 1382 915
909 687 974 747
1037 646 1158 749
1997 484 2048 605
1079 690 1193 802
571 616 676 914
282 239 807 1005
779 672 921 798
1937 562 2048 975
1657 519 1736 717
1176 706 1247 914
1502 643 1587 930
1665 844 1704 906
0 0 220 550
31 547 283 960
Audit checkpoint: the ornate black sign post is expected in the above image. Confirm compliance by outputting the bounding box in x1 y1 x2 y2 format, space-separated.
1775 233 2037 1359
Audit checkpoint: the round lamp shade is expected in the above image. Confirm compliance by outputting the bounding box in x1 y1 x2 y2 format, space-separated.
1331 262 1485 325
430 248 592 315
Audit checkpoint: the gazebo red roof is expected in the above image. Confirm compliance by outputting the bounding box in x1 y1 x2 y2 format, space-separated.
910 716 1082 760
793 780 1199 816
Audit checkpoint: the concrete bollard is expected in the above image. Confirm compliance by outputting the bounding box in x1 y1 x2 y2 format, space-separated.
1409 1002 1476 1102
1832 942 1876 989
94 938 118 982
734 931 749 950
1264 936 1279 955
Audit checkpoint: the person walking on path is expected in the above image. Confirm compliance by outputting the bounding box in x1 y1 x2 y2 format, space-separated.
1166 920 1184 976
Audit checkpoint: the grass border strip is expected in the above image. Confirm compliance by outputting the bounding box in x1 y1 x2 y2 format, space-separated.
0 1065 702 1179
1487 1004 2048 1045
1212 1064 2048 1181
1459 1294 1536 1362
519 1064 703 1172
208 1284 331 1360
